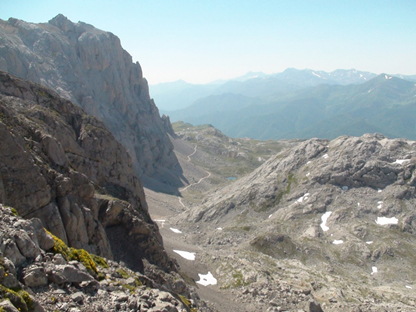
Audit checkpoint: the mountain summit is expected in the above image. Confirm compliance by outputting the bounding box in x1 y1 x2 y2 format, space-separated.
0 14 178 182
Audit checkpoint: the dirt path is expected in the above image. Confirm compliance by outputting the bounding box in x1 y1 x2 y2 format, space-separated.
178 144 211 207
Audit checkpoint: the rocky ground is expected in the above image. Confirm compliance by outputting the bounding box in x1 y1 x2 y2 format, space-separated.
145 125 416 312
0 204 212 312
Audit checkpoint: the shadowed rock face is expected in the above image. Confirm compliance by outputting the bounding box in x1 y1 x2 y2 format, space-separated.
0 70 174 272
0 14 178 179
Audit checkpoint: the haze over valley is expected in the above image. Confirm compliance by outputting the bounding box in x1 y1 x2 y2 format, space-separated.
155 70 416 141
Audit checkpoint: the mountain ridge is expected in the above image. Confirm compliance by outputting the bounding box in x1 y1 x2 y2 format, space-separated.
167 73 416 140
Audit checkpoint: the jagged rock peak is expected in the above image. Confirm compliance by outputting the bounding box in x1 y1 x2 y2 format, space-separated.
0 14 178 180
49 13 82 31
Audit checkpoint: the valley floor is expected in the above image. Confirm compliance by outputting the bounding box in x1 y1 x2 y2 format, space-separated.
144 140 252 311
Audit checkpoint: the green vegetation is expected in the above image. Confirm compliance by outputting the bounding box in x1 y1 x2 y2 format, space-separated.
47 230 108 276
0 285 29 312
116 268 129 279
178 294 197 311
220 270 251 289
91 254 109 268
172 121 194 132
18 290 34 311
69 248 98 275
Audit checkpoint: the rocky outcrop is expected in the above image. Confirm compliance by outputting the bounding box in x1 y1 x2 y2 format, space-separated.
181 133 416 311
0 70 174 273
0 14 178 179
0 204 207 312
191 134 416 223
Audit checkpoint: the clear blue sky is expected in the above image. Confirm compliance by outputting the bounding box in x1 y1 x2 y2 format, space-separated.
1 0 415 84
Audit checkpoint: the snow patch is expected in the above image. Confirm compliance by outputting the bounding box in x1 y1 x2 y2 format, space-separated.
312 72 321 78
268 214 273 219
371 266 378 274
196 272 217 286
341 186 348 190
357 202 360 206
385 75 392 79
216 227 222 231
406 285 413 289
322 154 329 159
307 161 311 164
170 228 182 234
306 172 310 177
375 217 398 225
173 250 195 260
377 188 382 193
395 159 410 165
366 241 373 244
297 193 310 203
320 211 332 232
333 240 344 245
377 201 383 209
154 219 166 227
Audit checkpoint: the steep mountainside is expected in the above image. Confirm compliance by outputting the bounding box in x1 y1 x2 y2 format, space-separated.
0 14 178 180
0 70 174 271
177 133 416 311
0 70 213 311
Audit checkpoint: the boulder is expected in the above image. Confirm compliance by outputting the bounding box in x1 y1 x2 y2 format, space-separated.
23 265 48 287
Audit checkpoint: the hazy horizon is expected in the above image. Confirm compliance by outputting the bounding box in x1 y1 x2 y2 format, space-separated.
1 0 415 84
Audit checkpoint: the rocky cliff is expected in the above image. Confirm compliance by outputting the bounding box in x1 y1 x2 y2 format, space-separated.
0 70 210 311
0 14 178 180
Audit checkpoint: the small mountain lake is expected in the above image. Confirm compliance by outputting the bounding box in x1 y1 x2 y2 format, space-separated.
226 177 236 181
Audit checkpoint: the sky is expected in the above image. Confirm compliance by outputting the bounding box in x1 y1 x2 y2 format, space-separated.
1 0 415 84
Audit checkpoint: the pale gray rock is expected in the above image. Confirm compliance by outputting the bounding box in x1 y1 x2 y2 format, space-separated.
2 239 26 266
0 300 20 312
71 291 84 303
14 218 55 251
50 264 94 283
23 265 48 287
13 229 42 259
0 14 178 180
41 134 68 167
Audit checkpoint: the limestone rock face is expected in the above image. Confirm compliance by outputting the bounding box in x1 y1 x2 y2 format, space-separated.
0 14 177 178
0 71 173 272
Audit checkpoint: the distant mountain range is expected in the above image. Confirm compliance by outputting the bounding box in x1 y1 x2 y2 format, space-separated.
156 69 416 140
151 68 380 111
